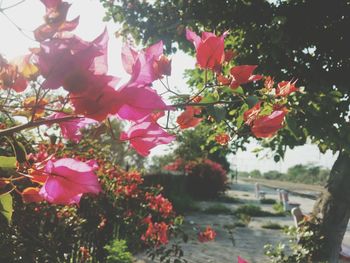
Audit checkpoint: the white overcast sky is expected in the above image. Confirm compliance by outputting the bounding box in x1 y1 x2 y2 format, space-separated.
0 0 337 172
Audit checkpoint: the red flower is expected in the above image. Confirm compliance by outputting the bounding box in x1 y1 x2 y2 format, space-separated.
215 133 230 145
141 217 169 245
243 102 262 126
229 65 262 89
244 103 288 138
198 226 216 242
224 49 237 63
0 55 28 92
186 29 227 72
153 55 172 78
146 193 173 217
177 106 203 129
264 76 275 91
276 80 298 97
22 187 44 203
251 108 288 138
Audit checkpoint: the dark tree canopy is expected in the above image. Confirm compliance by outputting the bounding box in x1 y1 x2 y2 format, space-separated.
102 0 350 155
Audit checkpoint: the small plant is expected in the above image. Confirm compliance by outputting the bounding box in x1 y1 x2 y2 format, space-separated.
104 239 133 263
237 214 251 226
272 202 285 214
264 217 327 262
203 204 233 214
261 221 284 230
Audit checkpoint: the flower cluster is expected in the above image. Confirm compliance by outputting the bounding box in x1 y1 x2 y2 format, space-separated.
184 28 300 139
141 216 170 246
198 226 216 242
146 193 173 218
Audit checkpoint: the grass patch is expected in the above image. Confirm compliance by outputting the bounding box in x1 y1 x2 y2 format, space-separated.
216 195 241 204
234 204 283 217
203 204 233 214
260 198 277 205
261 221 284 230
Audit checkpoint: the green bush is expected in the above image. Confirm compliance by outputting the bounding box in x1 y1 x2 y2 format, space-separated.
203 204 233 214
105 239 133 263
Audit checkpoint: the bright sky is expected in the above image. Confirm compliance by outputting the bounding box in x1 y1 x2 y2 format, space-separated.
0 0 337 172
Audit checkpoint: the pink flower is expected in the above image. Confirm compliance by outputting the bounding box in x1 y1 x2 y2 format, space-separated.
48 113 97 142
69 75 121 121
120 119 175 156
39 158 101 205
35 0 79 42
116 85 169 121
186 29 227 71
40 0 63 9
229 65 262 89
238 256 249 263
36 29 109 90
122 41 165 86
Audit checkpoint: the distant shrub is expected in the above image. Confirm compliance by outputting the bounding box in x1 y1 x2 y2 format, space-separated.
185 159 228 199
234 205 278 217
216 195 241 204
261 221 284 230
260 198 277 205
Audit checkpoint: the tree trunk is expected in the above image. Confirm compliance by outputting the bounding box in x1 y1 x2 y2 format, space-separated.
313 151 350 262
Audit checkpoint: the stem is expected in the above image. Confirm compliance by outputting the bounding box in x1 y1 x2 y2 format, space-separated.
0 115 81 137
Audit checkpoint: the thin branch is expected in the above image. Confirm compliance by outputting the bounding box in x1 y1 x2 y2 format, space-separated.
0 8 36 42
170 99 240 108
0 115 82 137
0 0 26 11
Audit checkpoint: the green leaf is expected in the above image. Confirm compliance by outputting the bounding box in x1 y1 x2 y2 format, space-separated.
11 140 27 163
0 192 13 224
232 86 244 95
201 93 218 104
236 103 249 129
0 156 16 169
274 155 280 162
211 107 227 122
246 95 259 108
285 116 300 138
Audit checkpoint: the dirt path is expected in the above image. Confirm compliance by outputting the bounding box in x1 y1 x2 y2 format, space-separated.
135 180 349 262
